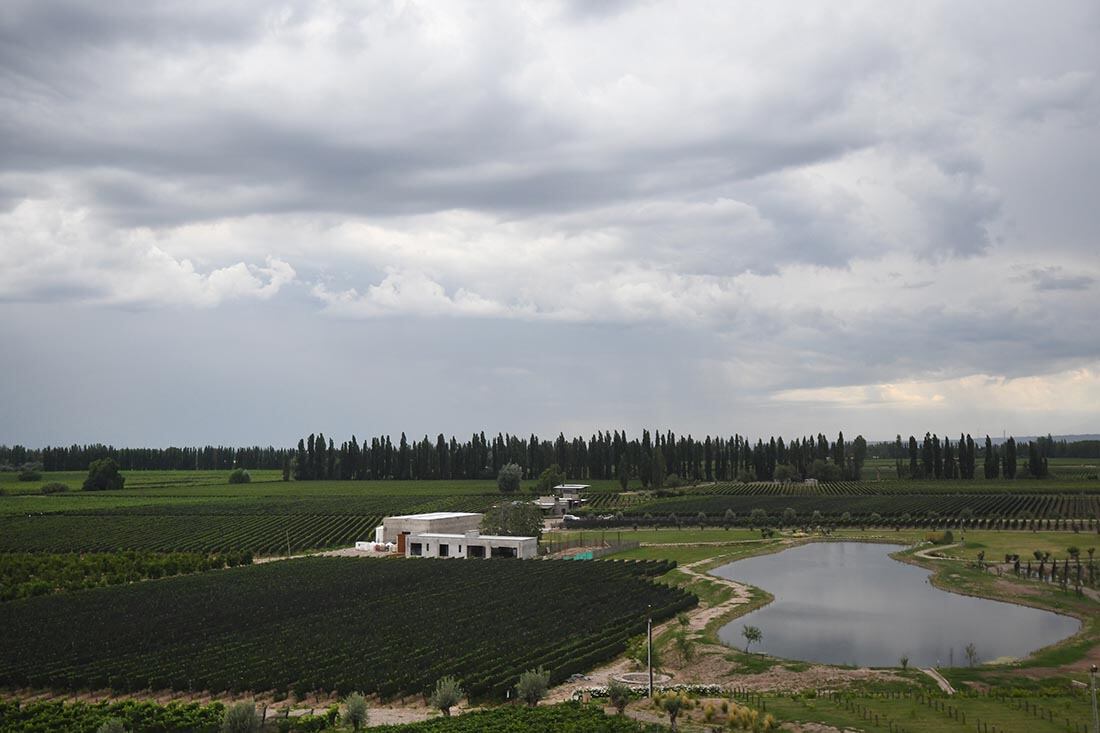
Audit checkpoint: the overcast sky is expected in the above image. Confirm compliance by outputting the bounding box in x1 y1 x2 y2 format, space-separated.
1 1 1098 447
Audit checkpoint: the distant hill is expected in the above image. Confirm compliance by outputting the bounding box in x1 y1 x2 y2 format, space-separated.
991 434 1100 445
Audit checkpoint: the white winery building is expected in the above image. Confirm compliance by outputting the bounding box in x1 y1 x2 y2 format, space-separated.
358 511 537 559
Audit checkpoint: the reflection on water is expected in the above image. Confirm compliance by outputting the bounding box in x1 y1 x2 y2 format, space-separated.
711 542 1080 668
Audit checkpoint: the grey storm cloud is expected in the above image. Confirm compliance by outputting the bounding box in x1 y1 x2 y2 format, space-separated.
0 0 1098 444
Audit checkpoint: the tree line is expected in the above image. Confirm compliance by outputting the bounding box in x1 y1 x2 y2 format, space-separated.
1 428 1073 481
887 434 1051 480
0 444 290 472
287 430 873 484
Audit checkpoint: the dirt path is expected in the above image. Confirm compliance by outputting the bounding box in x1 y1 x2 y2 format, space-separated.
546 554 757 702
920 668 956 695
679 557 754 632
911 543 962 561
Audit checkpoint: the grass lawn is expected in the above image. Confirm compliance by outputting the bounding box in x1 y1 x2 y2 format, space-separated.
551 527 765 544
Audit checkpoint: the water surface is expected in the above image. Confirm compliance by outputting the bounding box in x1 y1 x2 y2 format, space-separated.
712 542 1080 668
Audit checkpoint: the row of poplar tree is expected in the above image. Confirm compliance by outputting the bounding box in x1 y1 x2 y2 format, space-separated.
888 434 1050 479
289 430 874 483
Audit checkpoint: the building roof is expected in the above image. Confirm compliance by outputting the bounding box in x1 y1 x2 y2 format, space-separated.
553 484 590 490
412 532 538 542
388 512 482 521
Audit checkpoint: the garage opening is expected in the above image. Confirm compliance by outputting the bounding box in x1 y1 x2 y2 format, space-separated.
491 546 517 559
468 545 486 558
409 542 422 556
439 543 449 557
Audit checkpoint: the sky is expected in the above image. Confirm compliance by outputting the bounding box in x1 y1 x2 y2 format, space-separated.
1 1 1098 447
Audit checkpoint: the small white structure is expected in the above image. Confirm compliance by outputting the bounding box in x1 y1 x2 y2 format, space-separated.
536 485 588 516
369 511 537 559
406 530 538 559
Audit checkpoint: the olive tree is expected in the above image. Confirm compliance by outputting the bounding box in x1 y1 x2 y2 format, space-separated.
655 690 691 731
344 693 368 731
515 666 550 706
497 463 522 493
220 702 260 733
742 624 762 653
429 675 464 716
607 679 632 715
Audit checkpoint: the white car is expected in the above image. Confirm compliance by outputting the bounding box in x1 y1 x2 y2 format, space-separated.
562 514 581 521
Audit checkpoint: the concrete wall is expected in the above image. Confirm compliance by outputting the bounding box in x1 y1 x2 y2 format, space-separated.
406 533 538 560
377 514 482 543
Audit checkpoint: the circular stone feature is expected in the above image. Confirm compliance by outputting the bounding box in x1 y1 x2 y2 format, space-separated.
615 672 672 685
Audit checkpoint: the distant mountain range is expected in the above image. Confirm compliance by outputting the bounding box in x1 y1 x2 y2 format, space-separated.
870 434 1099 445
990 434 1100 445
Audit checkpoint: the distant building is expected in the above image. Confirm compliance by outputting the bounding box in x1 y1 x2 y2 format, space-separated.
553 483 590 497
535 484 588 516
366 511 536 559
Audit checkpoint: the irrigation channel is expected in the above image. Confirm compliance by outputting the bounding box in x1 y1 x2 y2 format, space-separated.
710 541 1080 667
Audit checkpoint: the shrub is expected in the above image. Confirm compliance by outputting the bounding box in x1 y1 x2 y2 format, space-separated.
83 458 124 492
516 667 550 706
40 482 69 495
343 692 368 731
228 468 251 484
496 463 522 493
221 701 260 733
18 463 42 482
429 675 464 716
607 679 632 715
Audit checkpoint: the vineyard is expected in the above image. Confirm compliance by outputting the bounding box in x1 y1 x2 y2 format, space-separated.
0 557 695 700
616 493 1100 520
0 552 251 602
0 699 225 733
367 702 659 732
0 493 497 554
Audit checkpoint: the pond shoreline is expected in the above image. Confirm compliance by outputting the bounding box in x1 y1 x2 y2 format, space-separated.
705 538 1085 669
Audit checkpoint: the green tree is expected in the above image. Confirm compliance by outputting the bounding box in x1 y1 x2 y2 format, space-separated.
515 667 550 706
536 464 564 494
655 690 690 731
851 434 867 479
673 630 696 665
83 458 125 491
781 507 797 526
496 463 522 493
983 435 999 479
742 624 762 653
481 501 543 538
616 459 630 490
96 719 127 733
228 468 251 484
773 464 797 482
627 634 661 670
429 675 464 716
220 702 260 733
343 693 368 731
964 642 978 667
607 679 632 715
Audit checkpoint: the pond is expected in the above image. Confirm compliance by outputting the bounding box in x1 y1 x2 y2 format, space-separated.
711 541 1080 668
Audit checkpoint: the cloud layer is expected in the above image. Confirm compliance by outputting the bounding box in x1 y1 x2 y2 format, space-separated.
1 1 1097 442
